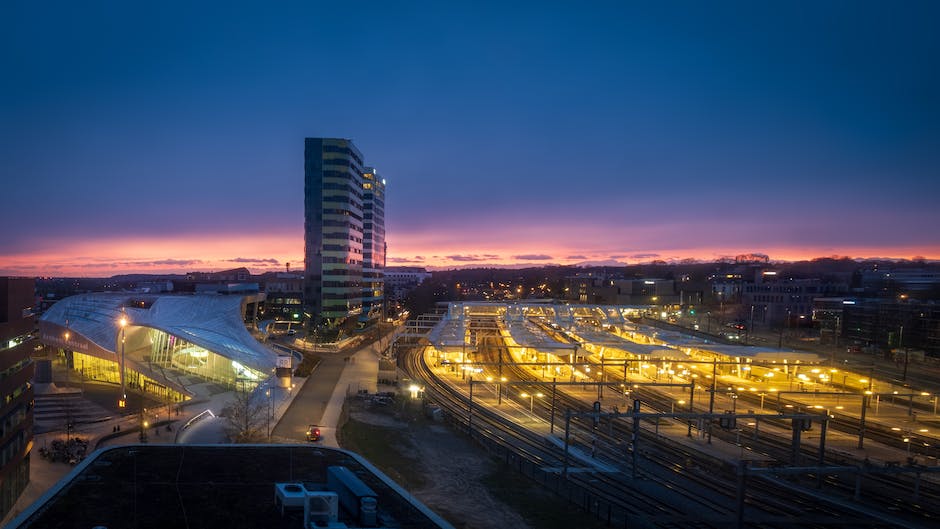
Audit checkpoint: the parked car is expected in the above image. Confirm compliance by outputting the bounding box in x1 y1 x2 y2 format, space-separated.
305 425 321 442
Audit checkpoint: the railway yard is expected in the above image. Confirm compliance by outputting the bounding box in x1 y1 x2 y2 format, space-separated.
394 303 940 529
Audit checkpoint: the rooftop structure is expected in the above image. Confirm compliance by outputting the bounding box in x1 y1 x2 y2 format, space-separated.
7 445 453 529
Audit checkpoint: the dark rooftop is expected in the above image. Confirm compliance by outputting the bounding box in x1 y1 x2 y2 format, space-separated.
10 444 452 529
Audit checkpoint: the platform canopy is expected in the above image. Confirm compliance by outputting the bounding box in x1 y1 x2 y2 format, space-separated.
679 343 822 363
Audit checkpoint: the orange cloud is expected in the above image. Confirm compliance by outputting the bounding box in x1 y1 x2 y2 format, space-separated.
0 232 303 277
2 228 937 277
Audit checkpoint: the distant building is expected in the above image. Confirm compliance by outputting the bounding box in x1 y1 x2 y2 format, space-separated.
259 272 304 323
710 273 744 304
186 267 252 282
562 275 681 305
741 271 848 326
842 300 940 357
385 267 431 302
861 267 940 295
361 167 387 326
812 297 855 338
304 138 366 331
0 277 35 520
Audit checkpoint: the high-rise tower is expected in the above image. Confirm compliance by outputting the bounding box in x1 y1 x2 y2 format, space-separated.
361 167 386 325
304 138 365 333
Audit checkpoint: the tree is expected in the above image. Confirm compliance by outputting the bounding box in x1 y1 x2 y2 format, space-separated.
222 385 268 443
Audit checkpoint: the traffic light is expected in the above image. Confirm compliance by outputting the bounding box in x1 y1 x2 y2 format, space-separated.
118 398 126 408
800 419 813 431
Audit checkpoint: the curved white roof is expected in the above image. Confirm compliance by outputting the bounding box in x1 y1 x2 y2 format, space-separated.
41 293 278 372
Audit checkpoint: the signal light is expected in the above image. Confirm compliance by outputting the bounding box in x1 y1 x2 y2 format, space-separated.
118 398 126 408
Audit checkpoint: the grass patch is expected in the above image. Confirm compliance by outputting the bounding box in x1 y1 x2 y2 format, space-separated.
293 352 321 377
338 417 428 490
481 462 608 529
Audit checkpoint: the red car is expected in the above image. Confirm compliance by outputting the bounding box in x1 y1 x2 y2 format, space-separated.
305 425 321 442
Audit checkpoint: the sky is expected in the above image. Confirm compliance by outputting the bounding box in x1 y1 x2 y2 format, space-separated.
2 1 939 276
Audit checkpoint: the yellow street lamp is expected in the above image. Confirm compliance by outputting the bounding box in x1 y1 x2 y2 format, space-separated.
520 392 542 413
119 312 128 408
672 399 686 413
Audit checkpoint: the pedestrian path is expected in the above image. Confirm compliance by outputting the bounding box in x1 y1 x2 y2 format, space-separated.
317 331 395 447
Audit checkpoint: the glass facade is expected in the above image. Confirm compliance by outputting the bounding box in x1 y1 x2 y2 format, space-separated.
40 293 279 408
66 326 267 398
361 167 386 325
304 138 366 331
146 328 267 388
69 350 189 403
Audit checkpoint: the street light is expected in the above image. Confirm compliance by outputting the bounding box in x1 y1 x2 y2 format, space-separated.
520 392 542 413
672 399 685 414
119 312 128 409
265 388 272 441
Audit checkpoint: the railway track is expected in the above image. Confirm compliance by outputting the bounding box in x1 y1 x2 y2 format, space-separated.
402 330 935 528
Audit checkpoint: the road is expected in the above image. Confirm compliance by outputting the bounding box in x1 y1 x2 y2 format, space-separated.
271 352 351 442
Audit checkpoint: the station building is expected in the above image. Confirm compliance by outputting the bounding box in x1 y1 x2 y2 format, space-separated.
38 293 283 402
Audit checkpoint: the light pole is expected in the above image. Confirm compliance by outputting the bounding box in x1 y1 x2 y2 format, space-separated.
139 405 148 443
899 325 910 382
119 312 128 409
521 392 542 413
672 399 685 414
746 305 755 344
265 388 272 441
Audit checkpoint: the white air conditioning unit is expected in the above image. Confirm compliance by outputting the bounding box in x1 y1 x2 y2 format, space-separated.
304 491 339 525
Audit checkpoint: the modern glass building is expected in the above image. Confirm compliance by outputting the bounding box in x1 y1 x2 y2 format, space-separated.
39 293 281 402
361 166 386 326
304 138 374 334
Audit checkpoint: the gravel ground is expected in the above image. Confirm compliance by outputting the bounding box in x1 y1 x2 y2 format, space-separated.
347 406 532 529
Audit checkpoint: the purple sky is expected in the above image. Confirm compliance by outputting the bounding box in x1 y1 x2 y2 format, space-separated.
2 1 938 276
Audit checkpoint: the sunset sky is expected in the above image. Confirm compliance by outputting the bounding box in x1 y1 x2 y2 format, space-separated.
2 1 938 277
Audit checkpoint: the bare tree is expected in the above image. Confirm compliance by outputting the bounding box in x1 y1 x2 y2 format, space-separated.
221 386 267 443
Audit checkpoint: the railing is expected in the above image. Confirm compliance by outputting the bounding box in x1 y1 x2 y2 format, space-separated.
181 409 215 431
